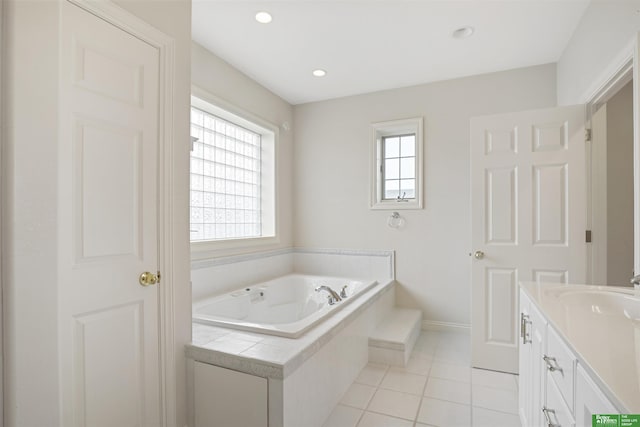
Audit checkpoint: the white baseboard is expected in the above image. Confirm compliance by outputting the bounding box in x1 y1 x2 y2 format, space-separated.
422 320 471 334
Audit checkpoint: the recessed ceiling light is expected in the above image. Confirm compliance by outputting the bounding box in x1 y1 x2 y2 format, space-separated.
255 11 272 24
452 26 475 39
312 69 327 77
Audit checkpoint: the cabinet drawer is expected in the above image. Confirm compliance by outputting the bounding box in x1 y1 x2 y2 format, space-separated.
545 374 576 427
545 326 576 412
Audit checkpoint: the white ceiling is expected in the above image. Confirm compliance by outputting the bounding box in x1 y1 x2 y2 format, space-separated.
192 1 590 105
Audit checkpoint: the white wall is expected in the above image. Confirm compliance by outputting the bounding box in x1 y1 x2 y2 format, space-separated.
292 64 557 326
3 1 191 425
3 2 61 424
191 42 294 258
606 82 634 285
557 1 640 105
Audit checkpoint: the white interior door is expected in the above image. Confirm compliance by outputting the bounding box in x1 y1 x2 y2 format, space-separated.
470 105 586 373
58 2 162 425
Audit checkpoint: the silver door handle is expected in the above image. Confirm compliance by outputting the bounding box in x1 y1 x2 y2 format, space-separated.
469 250 484 260
543 355 563 373
542 407 558 427
520 313 531 344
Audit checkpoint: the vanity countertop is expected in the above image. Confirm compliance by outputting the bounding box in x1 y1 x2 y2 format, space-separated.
520 282 640 412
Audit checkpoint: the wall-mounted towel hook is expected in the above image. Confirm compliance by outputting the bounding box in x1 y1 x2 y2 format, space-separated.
388 212 405 229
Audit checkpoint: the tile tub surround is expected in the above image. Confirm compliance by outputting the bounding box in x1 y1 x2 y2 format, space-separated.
188 247 395 426
190 247 395 302
322 331 521 427
187 279 395 378
187 279 396 427
192 275 378 338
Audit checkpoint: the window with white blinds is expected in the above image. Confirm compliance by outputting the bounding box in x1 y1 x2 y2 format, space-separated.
189 95 276 244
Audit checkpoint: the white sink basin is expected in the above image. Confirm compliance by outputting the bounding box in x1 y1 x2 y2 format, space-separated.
544 286 640 320
521 282 640 413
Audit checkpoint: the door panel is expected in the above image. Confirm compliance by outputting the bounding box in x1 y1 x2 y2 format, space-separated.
533 164 567 245
59 2 162 425
532 121 569 152
74 303 144 427
486 166 517 244
485 127 518 155
485 268 517 344
533 269 568 284
471 106 586 373
74 42 144 107
74 118 142 260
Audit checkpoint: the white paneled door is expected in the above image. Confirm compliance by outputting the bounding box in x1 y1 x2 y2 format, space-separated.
58 2 162 426
470 106 586 373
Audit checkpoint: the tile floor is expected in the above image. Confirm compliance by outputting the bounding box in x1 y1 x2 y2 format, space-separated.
322 331 521 427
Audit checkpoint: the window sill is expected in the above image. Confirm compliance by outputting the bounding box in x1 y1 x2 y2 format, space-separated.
191 235 280 260
370 200 423 210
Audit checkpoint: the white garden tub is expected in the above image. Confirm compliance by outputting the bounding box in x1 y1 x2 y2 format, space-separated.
192 274 377 338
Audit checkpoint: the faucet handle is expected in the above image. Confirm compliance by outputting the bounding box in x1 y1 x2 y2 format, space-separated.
340 285 348 299
631 274 640 287
326 295 336 305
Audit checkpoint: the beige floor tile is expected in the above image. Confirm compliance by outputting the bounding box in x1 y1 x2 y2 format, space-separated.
380 369 428 395
423 378 471 405
340 383 377 409
472 384 519 414
472 407 522 427
416 397 471 427
322 404 363 427
357 411 414 427
356 363 389 386
430 362 471 383
471 368 517 391
367 388 421 420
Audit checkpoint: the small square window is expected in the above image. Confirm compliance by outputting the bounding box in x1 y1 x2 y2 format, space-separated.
371 118 423 209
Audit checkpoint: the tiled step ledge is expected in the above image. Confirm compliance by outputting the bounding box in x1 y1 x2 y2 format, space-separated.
369 308 422 366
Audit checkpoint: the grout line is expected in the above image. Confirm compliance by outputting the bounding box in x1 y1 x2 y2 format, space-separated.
471 403 520 417
353 405 366 427
411 333 437 425
364 407 417 423
470 382 518 392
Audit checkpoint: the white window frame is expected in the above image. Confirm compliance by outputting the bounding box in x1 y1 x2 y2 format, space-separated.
190 85 279 257
371 117 424 210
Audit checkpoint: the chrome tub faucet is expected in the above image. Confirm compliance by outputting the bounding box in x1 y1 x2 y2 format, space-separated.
315 285 342 305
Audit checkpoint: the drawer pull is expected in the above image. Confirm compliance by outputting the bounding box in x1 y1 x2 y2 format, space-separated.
521 313 531 344
542 407 558 427
543 355 563 373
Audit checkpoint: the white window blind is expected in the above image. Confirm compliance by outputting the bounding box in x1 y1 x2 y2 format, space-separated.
190 106 262 241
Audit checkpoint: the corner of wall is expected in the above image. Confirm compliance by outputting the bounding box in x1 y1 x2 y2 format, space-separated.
190 41 295 261
556 1 638 105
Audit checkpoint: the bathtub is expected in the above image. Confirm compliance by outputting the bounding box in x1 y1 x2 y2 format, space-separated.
192 274 377 338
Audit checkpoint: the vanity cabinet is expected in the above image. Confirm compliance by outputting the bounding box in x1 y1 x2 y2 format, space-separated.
575 365 617 426
519 292 548 427
519 290 616 427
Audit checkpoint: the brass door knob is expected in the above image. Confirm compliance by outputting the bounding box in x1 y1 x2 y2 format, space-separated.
139 271 159 287
473 250 485 260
